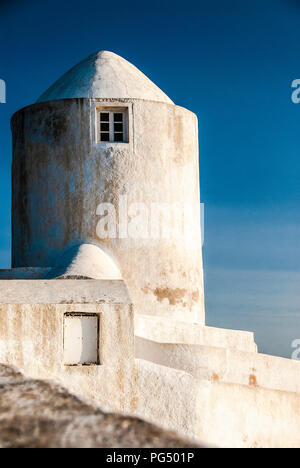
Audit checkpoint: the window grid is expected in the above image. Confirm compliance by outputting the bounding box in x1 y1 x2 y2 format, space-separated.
99 110 126 143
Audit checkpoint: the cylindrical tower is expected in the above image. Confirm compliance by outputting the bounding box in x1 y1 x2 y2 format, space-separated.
11 51 205 323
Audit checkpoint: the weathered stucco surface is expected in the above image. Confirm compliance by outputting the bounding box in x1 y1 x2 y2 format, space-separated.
133 359 300 448
0 299 299 448
0 284 135 415
0 268 52 279
136 336 300 393
0 279 130 304
0 364 201 448
37 51 174 105
11 97 204 323
135 314 257 353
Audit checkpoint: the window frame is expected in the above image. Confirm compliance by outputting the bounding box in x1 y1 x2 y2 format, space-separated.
63 312 101 366
97 107 128 144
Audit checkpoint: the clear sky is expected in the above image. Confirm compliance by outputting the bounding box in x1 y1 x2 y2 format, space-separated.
0 0 299 358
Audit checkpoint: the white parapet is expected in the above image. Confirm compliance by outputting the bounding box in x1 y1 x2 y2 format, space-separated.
135 336 300 394
134 359 300 448
135 314 257 353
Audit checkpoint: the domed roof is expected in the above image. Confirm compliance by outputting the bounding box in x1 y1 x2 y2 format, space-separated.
37 51 173 104
46 243 122 280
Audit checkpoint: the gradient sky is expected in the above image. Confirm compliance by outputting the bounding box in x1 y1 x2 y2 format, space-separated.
0 0 299 358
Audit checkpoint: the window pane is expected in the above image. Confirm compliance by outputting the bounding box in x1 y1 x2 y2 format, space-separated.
101 132 110 141
101 122 109 131
100 113 109 122
114 133 123 142
114 113 123 122
114 123 123 132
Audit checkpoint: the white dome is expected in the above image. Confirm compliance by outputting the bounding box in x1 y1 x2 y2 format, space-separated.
37 51 173 105
47 243 122 280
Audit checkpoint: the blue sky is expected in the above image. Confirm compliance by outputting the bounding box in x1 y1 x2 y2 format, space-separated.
0 0 299 357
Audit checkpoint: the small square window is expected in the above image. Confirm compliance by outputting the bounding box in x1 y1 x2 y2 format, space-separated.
97 108 128 143
64 314 100 366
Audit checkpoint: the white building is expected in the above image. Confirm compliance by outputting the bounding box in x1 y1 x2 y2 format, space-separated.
0 51 299 448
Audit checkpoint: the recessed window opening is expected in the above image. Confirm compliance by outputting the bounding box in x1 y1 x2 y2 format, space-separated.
98 108 128 143
63 313 100 366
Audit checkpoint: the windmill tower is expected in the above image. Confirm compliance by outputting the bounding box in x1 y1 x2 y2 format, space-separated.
11 51 204 323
